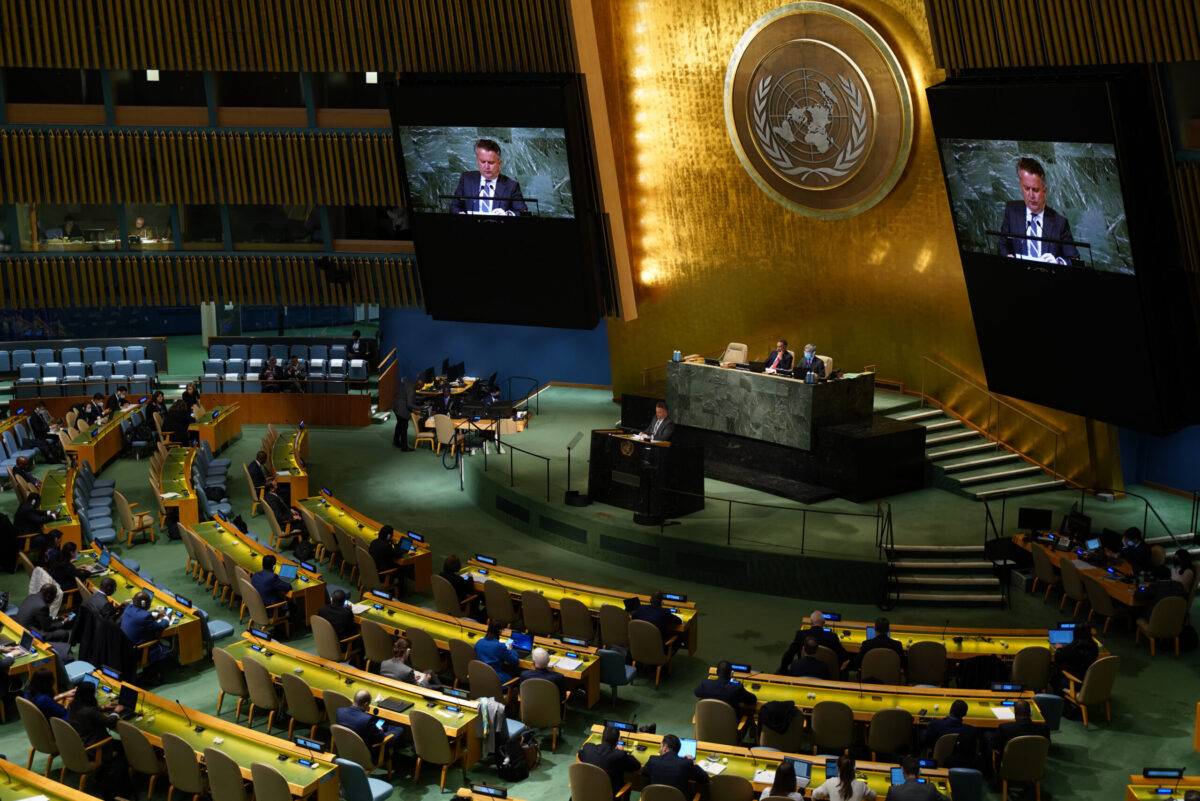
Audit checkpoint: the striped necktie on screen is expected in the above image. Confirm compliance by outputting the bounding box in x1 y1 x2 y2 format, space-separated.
479 182 493 213
1027 216 1040 257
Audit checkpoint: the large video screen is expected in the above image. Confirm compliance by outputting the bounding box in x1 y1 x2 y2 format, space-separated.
939 139 1132 275
397 126 575 218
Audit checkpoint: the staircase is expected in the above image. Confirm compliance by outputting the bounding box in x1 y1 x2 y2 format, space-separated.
885 401 1066 501
884 543 1007 607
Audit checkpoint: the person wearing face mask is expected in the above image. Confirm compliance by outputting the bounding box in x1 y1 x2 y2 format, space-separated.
796 344 825 379
449 138 528 216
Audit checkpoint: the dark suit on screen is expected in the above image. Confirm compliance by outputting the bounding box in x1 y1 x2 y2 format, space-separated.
997 201 1079 261
449 172 528 215
795 354 825 379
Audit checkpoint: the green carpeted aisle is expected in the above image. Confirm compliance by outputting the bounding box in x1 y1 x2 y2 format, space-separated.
0 392 1195 800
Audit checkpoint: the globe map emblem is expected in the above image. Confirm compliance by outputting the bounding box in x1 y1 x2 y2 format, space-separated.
768 68 850 160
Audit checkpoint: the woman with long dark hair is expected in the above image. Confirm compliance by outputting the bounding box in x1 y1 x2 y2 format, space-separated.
811 754 876 801
762 760 805 800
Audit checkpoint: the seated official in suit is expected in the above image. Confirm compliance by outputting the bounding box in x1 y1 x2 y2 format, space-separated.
317 589 358 640
380 636 441 689
12 456 38 489
16 584 71 642
449 138 528 216
631 592 682 641
80 394 106 424
251 554 293 611
641 734 709 797
997 157 1079 264
990 699 1049 759
578 725 642 794
518 647 566 698
763 339 794 373
1120 527 1152 571
778 611 846 675
247 450 269 492
475 619 520 682
120 591 171 662
858 617 907 676
695 660 757 708
641 401 674 443
23 669 67 720
83 577 121 620
795 344 825 379
263 476 302 528
785 637 830 679
336 690 401 760
888 757 946 801
922 699 971 750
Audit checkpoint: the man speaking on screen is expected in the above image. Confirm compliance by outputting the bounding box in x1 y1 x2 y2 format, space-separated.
449 138 528 216
997 156 1078 264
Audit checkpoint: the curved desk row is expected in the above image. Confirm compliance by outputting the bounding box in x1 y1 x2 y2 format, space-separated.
189 403 243 453
273 427 309 501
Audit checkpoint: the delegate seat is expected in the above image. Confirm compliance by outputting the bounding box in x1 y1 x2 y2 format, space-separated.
82 346 103 364
135 359 156 378
114 359 135 379
203 358 224 375
329 344 348 360
310 344 329 361
269 344 288 361
65 362 86 379
223 373 243 392
202 374 221 394
290 345 309 359
348 359 368 383
104 346 124 362
92 361 113 378
225 358 245 376
18 363 40 380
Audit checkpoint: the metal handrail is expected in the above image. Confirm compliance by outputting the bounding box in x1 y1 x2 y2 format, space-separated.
505 376 541 414
1080 487 1179 544
1192 490 1199 537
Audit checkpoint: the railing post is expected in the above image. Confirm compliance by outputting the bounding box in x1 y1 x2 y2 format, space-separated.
509 446 515 488
801 510 807 554
545 460 550 503
727 501 733 546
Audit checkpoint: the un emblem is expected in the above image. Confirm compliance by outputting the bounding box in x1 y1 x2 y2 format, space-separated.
725 2 913 218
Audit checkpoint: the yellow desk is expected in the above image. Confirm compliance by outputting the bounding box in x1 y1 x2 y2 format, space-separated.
94 672 338 800
225 632 481 768
352 593 603 707
417 378 477 396
460 559 700 654
37 467 83 550
0 610 60 688
158 446 198 526
190 516 326 620
74 547 205 664
581 724 951 798
66 404 142 473
825 619 1106 661
298 491 432 592
714 668 1043 728
1013 536 1141 606
273 428 309 501
0 756 104 800
1126 775 1200 800
189 403 242 453
455 791 526 801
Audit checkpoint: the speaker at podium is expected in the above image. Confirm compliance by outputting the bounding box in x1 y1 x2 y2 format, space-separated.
586 429 704 525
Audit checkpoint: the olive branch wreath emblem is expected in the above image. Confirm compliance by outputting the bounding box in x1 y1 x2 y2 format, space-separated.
752 73 868 182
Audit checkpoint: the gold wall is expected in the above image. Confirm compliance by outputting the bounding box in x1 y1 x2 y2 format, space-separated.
593 0 1121 487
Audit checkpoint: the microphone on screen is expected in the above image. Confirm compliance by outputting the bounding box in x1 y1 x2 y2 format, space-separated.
941 619 950 643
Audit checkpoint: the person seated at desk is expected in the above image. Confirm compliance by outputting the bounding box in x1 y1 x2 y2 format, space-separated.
857 616 906 678
812 754 876 801
84 576 121 620
247 450 269 494
263 476 302 529
784 637 830 679
695 660 757 709
475 619 520 682
180 382 201 410
922 698 971 751
380 635 441 689
336 690 400 757
641 401 674 443
61 216 82 240
16 584 71 647
795 344 825 379
146 390 169 421
67 680 120 746
778 610 846 675
631 592 682 642
763 339 794 374
1050 623 1097 694
1120 527 1152 572
162 398 193 443
130 215 155 241
80 393 106 424
888 757 946 801
990 699 1049 761
46 541 80 592
519 647 566 698
642 734 709 798
27 401 63 462
578 725 642 795
368 525 406 593
1170 548 1196 592
23 668 68 720
120 590 171 663
432 385 456 416
317 589 358 641
105 385 129 413
283 356 306 393
260 357 282 393
251 554 293 611
12 455 39 489
763 760 805 801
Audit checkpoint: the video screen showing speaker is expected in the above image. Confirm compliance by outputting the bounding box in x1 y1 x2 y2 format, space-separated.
939 138 1132 275
928 71 1198 433
388 75 613 330
396 126 575 218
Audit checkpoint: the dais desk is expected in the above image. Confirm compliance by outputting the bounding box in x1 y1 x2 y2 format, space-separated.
66 404 142 473
189 404 242 453
1013 536 1141 606
826 619 1106 661
1126 775 1200 800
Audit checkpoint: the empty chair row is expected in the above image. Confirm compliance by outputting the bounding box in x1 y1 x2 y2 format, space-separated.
18 359 157 380
0 345 150 371
201 357 365 379
208 343 348 362
14 374 153 398
200 374 352 394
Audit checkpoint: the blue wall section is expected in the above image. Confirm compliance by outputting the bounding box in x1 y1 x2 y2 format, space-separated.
1121 425 1200 492
378 308 612 388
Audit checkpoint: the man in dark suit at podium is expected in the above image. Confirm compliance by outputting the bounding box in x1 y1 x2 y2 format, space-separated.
449 139 528 216
642 401 674 442
997 157 1079 264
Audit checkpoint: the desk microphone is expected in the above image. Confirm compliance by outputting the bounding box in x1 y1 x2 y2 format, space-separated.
177 698 204 733
940 619 949 643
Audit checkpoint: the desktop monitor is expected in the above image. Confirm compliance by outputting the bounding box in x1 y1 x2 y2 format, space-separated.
890 767 906 785
825 758 838 778
783 758 810 780
19 631 33 650
1085 537 1101 551
277 563 299 582
294 736 324 752
1048 629 1073 646
1017 507 1053 531
864 626 876 641
678 738 697 759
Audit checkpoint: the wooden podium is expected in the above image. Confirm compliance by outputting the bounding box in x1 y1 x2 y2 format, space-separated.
586 429 705 524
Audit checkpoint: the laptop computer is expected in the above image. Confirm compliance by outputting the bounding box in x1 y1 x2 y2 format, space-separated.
117 685 140 719
783 757 811 788
277 563 299 581
623 597 641 613
511 632 534 653
678 738 697 759
1048 628 1073 646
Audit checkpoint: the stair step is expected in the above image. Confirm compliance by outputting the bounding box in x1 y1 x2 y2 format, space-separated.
889 544 985 554
890 409 944 422
890 559 995 570
895 591 1005 603
925 430 984 446
922 420 963 432
975 479 1067 501
893 575 1000 586
927 441 999 460
954 466 1046 486
941 453 1022 472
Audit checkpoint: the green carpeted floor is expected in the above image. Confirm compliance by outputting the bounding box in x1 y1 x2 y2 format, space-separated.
0 386 1195 800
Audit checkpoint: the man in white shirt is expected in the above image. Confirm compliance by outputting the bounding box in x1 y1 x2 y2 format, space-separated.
997 156 1078 264
641 401 674 442
449 138 528 216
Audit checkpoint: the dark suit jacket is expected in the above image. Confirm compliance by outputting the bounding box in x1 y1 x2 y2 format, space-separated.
264 492 293 525
449 172 528 215
247 460 268 490
318 603 358 640
80 402 105 424
887 779 947 801
578 743 641 793
631 605 682 639
795 355 826 378
997 201 1078 261
440 569 474 602
336 705 385 749
764 349 794 371
642 416 674 443
1053 637 1099 678
641 753 709 794
922 715 971 749
83 591 117 619
859 634 907 674
1121 541 1152 570
779 626 846 673
519 667 566 698
785 655 829 680
993 719 1050 756
251 569 292 607
695 677 757 708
